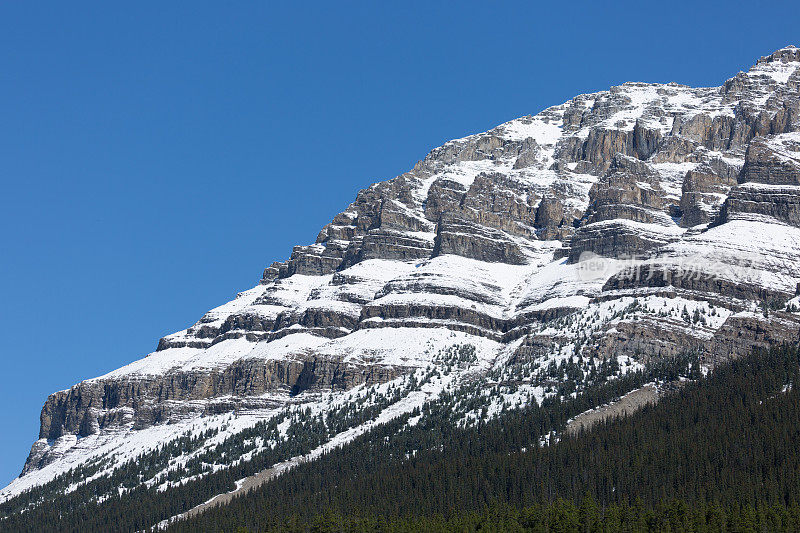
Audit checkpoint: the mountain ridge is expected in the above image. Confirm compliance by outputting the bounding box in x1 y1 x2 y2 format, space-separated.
3 47 800 525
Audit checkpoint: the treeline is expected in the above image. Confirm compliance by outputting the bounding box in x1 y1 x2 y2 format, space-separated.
0 349 683 532
167 345 800 532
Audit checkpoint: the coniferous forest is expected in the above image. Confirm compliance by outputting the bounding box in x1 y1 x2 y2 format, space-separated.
3 345 800 532
165 344 800 532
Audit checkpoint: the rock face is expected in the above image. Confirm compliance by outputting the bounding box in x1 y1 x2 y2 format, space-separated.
10 46 800 497
724 183 800 227
680 166 738 227
721 132 800 227
741 133 800 186
35 357 402 442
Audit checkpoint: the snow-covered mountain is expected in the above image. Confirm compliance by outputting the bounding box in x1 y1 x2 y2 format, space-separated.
4 46 800 523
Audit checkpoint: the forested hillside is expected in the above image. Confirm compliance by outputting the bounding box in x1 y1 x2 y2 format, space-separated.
0 349 692 532
167 344 800 532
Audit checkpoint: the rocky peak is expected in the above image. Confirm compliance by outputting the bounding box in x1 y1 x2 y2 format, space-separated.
756 45 800 66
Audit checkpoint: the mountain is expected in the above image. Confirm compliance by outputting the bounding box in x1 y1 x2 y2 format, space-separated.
3 46 800 531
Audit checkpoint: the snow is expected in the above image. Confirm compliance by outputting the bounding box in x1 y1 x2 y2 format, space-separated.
748 57 800 84
588 217 686 234
315 327 500 367
516 257 623 312
193 284 271 327
494 114 563 145
657 219 800 294
762 132 800 165
651 161 698 198
738 182 800 192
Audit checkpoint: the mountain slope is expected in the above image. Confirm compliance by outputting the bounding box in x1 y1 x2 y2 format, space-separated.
163 344 800 532
3 46 800 530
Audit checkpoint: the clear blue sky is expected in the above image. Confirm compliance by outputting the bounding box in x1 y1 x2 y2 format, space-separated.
0 1 795 486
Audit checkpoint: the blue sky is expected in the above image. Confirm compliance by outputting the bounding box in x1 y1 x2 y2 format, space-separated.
0 1 795 486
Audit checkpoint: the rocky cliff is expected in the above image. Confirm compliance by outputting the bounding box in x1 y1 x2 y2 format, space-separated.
5 46 800 503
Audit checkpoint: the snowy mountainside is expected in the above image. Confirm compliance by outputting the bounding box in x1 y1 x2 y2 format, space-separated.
3 46 800 522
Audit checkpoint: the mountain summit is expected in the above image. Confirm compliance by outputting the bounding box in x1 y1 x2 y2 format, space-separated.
3 47 800 529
